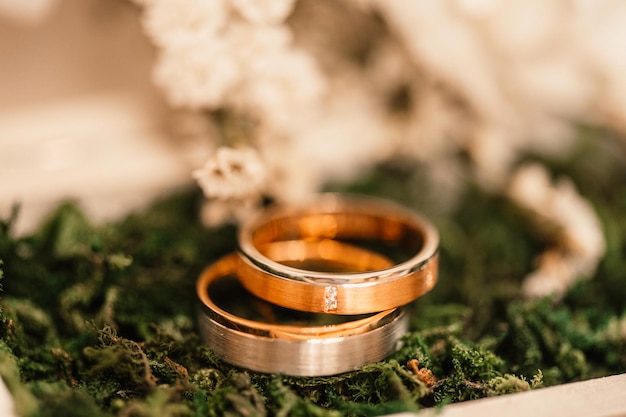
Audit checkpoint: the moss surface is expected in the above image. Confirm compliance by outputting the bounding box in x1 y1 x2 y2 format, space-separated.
1 131 625 416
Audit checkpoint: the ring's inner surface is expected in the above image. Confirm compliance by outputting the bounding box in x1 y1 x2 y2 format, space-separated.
251 211 425 266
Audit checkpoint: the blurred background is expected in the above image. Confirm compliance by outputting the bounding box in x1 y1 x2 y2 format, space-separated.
0 0 209 235
1 0 625 240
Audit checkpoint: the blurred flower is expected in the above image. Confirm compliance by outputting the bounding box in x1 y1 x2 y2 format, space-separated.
136 0 227 48
370 0 626 186
193 145 267 226
230 0 297 24
140 0 326 120
192 146 267 200
507 164 606 298
153 39 239 109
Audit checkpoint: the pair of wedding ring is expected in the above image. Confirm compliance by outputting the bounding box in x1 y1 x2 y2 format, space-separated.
196 194 439 376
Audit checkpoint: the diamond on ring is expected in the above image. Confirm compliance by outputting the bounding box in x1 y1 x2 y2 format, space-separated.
324 285 338 312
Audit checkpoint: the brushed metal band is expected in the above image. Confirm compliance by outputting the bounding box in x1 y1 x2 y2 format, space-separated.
237 193 439 314
196 253 407 376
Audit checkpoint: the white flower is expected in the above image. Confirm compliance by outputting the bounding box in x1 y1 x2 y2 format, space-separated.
508 164 606 298
222 23 326 130
521 250 576 299
229 0 297 24
227 20 292 57
153 39 240 109
371 0 611 173
138 0 228 48
192 146 268 200
242 47 326 127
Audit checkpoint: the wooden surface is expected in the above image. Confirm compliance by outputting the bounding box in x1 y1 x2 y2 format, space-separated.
398 373 626 417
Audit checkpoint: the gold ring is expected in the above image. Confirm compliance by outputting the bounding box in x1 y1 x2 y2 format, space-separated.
196 250 407 376
237 193 439 314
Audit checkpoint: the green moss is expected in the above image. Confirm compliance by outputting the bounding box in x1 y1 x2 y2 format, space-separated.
1 130 626 416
